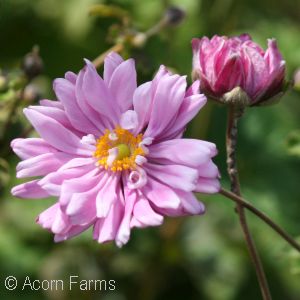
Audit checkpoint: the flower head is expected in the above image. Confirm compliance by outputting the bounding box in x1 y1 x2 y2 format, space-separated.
11 52 220 247
192 34 286 106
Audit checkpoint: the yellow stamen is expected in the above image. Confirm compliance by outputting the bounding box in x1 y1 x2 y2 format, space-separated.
93 127 145 172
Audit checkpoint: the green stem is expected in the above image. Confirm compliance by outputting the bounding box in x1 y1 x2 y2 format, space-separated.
219 188 300 252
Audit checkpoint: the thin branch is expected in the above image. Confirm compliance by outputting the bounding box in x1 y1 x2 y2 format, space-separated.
92 43 124 69
226 106 272 300
219 188 300 252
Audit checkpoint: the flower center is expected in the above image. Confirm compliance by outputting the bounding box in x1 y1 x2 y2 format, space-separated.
94 127 145 172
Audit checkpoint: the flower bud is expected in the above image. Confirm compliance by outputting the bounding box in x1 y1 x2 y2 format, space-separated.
131 33 147 48
192 34 286 106
164 6 185 26
23 83 41 103
22 46 43 79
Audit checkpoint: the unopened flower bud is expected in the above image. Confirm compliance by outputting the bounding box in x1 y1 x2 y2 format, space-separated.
23 83 41 103
131 33 147 48
164 6 185 26
22 46 43 79
192 34 286 106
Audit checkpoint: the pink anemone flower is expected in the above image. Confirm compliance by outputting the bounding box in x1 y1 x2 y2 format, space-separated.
11 52 220 247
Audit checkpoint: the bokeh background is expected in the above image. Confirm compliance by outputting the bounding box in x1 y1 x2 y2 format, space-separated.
1 0 300 299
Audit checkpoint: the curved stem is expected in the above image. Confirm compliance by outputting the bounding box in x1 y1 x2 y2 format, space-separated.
219 188 300 252
226 106 272 300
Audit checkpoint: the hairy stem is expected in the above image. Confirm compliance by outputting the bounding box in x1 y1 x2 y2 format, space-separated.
226 106 272 300
219 188 300 252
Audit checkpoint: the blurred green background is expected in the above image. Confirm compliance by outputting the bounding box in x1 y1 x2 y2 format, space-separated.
1 0 300 299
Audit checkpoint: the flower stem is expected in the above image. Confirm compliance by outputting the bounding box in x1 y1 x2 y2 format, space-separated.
92 43 124 69
219 188 300 252
226 106 272 300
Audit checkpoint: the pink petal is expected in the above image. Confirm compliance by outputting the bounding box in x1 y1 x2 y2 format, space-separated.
11 138 58 160
133 81 152 133
37 203 60 229
53 78 100 135
16 152 73 178
108 59 137 112
58 157 94 171
213 54 245 95
93 187 124 243
202 38 226 84
40 164 95 196
132 197 163 227
160 94 207 140
75 68 108 132
103 52 124 84
115 186 137 247
144 163 198 192
185 80 200 97
151 65 170 92
197 161 219 178
27 105 81 135
176 190 205 215
40 99 64 109
11 179 50 199
148 139 214 167
59 169 100 208
54 223 93 242
191 38 202 73
242 45 268 99
195 177 221 193
66 187 98 225
65 71 77 84
96 173 120 218
37 204 72 235
264 39 284 74
82 59 119 125
141 177 181 209
23 108 94 156
144 73 187 138
51 208 72 234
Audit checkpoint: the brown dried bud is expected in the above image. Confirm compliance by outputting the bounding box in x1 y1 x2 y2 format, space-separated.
23 83 41 103
164 6 185 26
22 46 43 79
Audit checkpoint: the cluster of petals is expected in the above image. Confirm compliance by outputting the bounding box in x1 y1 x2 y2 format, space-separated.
192 34 285 105
11 52 220 247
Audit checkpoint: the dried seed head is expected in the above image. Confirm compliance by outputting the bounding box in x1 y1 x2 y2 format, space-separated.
22 46 43 79
164 6 185 26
